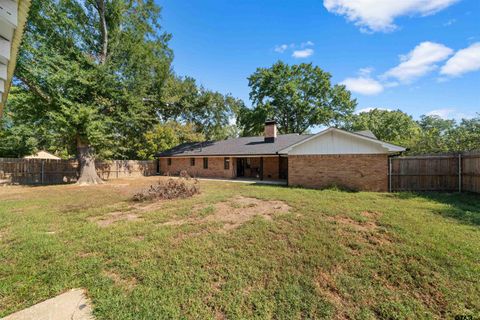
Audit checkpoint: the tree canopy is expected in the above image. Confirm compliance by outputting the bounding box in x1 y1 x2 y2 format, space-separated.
237 61 357 136
343 108 421 147
345 109 480 154
1 1 241 167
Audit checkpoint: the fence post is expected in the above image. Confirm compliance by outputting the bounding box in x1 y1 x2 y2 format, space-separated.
41 160 45 184
389 157 392 193
458 153 462 193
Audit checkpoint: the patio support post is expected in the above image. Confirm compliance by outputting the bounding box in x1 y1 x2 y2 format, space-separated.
260 157 264 181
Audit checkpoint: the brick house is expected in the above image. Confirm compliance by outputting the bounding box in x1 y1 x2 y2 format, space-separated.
156 121 405 191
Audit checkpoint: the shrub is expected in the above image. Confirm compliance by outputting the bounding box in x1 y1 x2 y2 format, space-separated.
133 177 200 202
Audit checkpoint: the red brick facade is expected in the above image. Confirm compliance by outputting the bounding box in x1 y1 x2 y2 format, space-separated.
160 154 389 191
159 157 235 179
288 154 389 191
159 156 283 180
263 157 279 180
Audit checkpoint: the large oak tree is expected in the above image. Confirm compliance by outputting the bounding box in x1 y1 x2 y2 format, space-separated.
9 0 172 184
238 61 357 135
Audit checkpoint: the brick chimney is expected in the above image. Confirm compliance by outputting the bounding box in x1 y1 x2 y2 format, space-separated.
264 120 277 143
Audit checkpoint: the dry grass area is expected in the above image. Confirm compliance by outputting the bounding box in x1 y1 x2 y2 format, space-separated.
160 195 291 231
0 177 479 319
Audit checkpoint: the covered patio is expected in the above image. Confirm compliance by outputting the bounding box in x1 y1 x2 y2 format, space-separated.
232 156 288 181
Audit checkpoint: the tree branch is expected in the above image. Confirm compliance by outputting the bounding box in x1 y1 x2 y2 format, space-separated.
95 0 108 64
17 75 52 104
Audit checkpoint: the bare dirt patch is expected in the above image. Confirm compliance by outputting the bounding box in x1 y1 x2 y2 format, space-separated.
102 270 138 291
160 196 291 231
360 211 381 219
89 211 144 227
328 212 393 248
330 216 378 232
314 266 352 319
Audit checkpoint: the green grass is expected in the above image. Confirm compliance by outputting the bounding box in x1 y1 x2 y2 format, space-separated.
0 177 479 319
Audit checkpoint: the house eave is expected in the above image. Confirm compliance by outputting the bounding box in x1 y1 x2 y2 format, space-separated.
156 153 282 158
0 0 32 116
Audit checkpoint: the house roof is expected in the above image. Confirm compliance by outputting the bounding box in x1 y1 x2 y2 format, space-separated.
157 128 406 158
354 130 377 139
156 134 311 157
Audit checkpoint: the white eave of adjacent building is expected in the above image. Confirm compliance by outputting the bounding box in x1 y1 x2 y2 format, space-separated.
1 0 30 113
0 0 18 94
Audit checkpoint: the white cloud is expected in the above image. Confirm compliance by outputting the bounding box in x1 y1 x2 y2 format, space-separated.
356 107 392 114
426 108 455 118
358 67 374 76
426 108 474 120
440 42 480 76
383 41 453 82
301 41 315 47
323 0 460 33
341 76 384 95
274 44 288 53
292 48 314 59
275 41 315 57
443 18 456 26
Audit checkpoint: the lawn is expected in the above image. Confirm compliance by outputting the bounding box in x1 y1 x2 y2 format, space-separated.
0 177 479 319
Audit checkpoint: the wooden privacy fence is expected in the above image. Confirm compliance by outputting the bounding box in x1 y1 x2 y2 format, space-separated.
389 152 480 193
0 158 157 185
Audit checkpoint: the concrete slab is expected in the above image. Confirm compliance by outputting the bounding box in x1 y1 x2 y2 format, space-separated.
3 289 94 320
197 177 287 186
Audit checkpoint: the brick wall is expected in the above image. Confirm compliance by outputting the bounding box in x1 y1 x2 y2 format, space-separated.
159 157 235 179
263 157 279 180
288 154 388 191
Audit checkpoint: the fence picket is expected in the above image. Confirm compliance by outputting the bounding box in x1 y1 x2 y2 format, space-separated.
389 152 480 193
0 158 157 185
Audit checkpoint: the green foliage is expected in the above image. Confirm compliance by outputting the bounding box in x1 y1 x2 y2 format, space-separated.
410 115 480 154
6 0 172 159
159 75 244 141
344 108 421 147
137 122 205 160
344 110 480 154
238 61 357 135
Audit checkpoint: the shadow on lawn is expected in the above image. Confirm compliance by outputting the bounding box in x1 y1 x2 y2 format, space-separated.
391 192 480 226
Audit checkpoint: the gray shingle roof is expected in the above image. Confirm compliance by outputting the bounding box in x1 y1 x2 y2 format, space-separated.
354 130 378 140
156 134 311 157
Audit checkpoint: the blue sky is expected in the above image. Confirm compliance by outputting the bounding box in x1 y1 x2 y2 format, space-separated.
159 0 479 121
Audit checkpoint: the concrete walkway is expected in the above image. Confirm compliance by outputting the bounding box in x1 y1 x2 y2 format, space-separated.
3 289 94 320
197 177 287 186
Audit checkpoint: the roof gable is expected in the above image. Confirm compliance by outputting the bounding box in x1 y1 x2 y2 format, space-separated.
279 128 405 155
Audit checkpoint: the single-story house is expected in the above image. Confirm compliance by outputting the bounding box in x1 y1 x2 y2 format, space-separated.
156 121 405 191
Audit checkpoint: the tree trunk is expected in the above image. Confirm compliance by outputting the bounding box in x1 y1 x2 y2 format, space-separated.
96 0 108 64
77 138 104 185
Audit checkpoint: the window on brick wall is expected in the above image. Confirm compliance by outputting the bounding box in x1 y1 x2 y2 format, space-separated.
203 158 208 169
167 158 172 166
224 157 230 170
190 158 195 166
